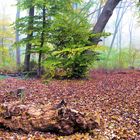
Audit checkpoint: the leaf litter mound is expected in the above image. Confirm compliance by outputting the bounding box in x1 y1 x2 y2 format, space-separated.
0 70 140 139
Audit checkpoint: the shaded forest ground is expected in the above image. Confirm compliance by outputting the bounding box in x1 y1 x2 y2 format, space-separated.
0 70 140 139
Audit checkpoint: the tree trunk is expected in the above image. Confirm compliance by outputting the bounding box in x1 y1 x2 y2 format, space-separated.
24 6 34 71
92 0 121 44
16 0 21 68
38 6 46 77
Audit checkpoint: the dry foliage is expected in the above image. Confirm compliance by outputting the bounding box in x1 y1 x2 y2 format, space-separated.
0 70 140 139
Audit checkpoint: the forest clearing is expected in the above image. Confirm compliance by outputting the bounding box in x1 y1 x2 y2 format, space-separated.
0 0 140 139
0 70 140 139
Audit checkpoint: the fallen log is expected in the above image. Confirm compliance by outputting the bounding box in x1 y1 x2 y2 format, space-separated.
0 101 99 135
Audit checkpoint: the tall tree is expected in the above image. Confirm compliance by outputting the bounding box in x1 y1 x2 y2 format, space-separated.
38 5 46 77
92 0 121 44
16 0 21 68
24 4 34 71
15 0 123 78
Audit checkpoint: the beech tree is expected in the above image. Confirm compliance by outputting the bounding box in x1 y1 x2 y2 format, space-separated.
15 0 122 78
24 4 34 71
16 0 21 68
92 0 121 44
38 5 46 77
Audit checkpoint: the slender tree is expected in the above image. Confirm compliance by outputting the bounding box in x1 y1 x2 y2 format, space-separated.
38 5 46 77
16 0 21 68
24 4 34 71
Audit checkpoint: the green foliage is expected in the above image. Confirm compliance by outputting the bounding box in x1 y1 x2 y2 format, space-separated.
93 47 140 69
0 17 16 72
15 0 106 79
43 10 105 78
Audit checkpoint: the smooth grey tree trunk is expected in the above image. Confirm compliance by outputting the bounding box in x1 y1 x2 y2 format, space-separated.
128 16 134 66
16 0 21 68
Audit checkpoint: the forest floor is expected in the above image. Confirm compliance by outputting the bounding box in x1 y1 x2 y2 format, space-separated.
0 70 140 139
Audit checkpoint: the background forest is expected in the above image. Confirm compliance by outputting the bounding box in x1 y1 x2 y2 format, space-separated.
1 0 140 139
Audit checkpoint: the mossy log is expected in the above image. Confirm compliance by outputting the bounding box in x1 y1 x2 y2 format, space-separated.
0 101 99 135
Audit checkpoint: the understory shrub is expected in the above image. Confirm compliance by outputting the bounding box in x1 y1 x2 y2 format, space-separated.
43 11 105 79
0 47 16 73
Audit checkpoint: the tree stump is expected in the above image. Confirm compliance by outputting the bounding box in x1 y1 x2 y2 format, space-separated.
0 101 99 135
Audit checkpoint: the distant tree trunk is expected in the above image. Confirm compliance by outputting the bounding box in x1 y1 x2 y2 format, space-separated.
105 0 129 65
118 22 122 68
16 0 21 68
24 6 34 71
92 0 121 44
38 6 46 77
128 16 134 66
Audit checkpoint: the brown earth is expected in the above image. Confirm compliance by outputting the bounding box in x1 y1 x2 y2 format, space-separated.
0 70 140 139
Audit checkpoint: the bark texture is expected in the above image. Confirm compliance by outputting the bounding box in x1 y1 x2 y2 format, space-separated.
0 101 99 135
92 0 121 44
38 5 46 77
24 6 34 71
